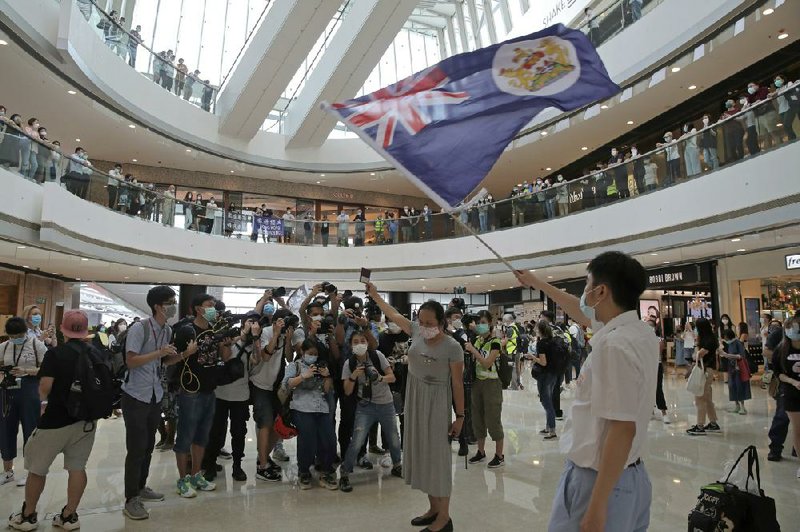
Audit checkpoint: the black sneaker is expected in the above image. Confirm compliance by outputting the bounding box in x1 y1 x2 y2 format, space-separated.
266 457 280 470
256 467 281 482
390 464 403 478
218 449 233 461
686 425 706 436
487 455 505 469
319 473 338 491
203 467 217 482
468 450 486 464
458 442 469 456
543 432 558 441
538 429 549 435
8 502 38 531
358 456 374 470
369 445 387 455
232 464 247 482
704 422 721 433
767 451 781 462
339 475 352 493
298 473 312 490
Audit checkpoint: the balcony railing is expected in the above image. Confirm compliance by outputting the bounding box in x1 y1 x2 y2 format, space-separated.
1 84 797 247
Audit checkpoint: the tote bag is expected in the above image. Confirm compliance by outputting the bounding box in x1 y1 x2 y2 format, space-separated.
686 359 706 396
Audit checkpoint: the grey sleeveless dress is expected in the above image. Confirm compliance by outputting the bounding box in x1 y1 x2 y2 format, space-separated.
403 322 463 497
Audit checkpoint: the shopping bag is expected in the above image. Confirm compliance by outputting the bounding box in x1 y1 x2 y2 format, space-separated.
686 360 706 396
738 357 751 382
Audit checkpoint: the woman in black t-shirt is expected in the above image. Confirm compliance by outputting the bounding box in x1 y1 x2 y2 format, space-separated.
532 320 560 441
687 318 721 436
773 316 800 477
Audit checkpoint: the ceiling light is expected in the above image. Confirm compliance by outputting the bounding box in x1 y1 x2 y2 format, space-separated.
737 248 746 252
627 120 634 125
80 258 89 261
546 167 552 171
76 278 81 281
185 149 191 153
776 123 783 127
138 266 145 270
22 265 29 269
75 138 81 142
320 174 326 177
316 180 321 184
673 478 681 484
16 245 26 249
650 253 658 256
529 269 536 272
663 261 671 264
67 90 77 95
193 273 200 276
671 67 681 73
128 124 136 129
474 275 481 278
540 131 548 136
688 85 697 90
763 8 774 15
419 278 425 281
581 146 588 151
370 172 376 176
778 32 788 40
124 276 129 279
131 158 137 162
600 104 608 109
230 170 235 173
547 276 553 279
731 238 741 242
491 284 496 287
0 40 7 46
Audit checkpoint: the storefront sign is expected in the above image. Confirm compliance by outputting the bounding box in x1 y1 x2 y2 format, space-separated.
785 254 800 270
648 271 685 285
332 191 354 200
646 263 711 288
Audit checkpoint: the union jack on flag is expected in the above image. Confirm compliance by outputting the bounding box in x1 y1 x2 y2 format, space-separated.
323 23 619 209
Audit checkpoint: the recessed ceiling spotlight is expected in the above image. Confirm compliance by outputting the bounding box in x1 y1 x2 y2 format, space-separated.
737 248 746 252
778 32 788 40
545 167 552 171
581 146 588 151
132 158 137 162
22 265 29 269
76 278 81 281
16 245 26 249
67 90 77 95
663 261 671 264
80 258 89 261
547 275 553 279
671 67 681 73
75 138 81 142
650 253 658 256
627 120 634 125
731 238 741 242
320 174 326 177
370 172 376 176
600 104 608 109
688 85 697 90
529 269 536 272
316 180 321 184
128 124 136 129
0 39 8 46
185 149 191 152
474 275 481 278
540 131 548 136
193 273 200 276
124 276 129 279
230 170 235 173
138 266 145 270
763 8 774 15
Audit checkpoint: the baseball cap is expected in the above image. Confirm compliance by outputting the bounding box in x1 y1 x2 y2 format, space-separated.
61 309 89 339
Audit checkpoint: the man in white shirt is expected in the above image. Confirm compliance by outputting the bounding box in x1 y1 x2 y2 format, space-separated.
516 251 657 532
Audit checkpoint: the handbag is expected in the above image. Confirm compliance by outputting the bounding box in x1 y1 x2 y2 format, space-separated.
687 445 780 531
737 357 751 382
686 359 706 396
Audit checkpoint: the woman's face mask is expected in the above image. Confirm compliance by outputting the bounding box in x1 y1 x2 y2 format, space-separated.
30 314 42 327
303 353 318 365
352 343 368 357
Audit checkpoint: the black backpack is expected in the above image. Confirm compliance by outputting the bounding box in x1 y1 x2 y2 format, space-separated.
65 341 115 422
516 328 531 355
548 329 572 373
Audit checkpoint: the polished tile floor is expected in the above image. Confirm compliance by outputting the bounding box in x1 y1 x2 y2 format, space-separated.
1 370 797 531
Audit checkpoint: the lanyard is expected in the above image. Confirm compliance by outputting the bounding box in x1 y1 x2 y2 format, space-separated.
149 318 168 350
11 339 27 367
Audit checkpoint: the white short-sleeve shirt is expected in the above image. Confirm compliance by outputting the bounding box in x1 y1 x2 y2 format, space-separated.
560 310 659 471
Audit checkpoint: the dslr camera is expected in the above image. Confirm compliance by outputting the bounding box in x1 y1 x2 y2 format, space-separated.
272 287 287 298
0 366 21 390
320 282 337 295
319 315 336 335
280 314 300 334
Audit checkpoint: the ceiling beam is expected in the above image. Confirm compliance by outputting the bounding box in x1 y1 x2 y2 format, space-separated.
215 0 342 140
283 0 419 149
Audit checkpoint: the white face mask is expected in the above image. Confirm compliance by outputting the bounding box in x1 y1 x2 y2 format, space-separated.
311 315 323 322
419 325 440 340
631 148 638 155
163 304 177 319
352 343 368 356
703 118 709 125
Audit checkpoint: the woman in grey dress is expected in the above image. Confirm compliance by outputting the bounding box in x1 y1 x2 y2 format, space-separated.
365 282 464 532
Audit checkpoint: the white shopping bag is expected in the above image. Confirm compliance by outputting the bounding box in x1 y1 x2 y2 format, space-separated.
686 359 706 396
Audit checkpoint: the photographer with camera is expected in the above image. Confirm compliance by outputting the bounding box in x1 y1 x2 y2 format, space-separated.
335 295 379 469
378 315 410 448
205 312 261 484
282 339 337 490
249 309 293 482
170 294 232 498
463 311 505 469
338 330 402 492
254 288 288 321
22 305 57 349
445 306 477 457
1 317 45 488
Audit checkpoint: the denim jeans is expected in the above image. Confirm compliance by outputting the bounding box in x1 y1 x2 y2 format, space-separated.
0 377 40 461
341 402 401 474
702 147 719 170
768 395 789 455
479 211 488 232
18 136 31 176
537 371 558 430
175 391 216 454
293 411 336 475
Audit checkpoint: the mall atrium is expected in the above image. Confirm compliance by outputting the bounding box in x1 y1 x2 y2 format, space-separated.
0 0 798 530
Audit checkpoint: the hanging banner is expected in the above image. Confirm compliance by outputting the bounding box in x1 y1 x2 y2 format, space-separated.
253 216 284 237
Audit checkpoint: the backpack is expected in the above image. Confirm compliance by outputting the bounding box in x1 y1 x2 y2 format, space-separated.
549 327 572 373
516 329 531 354
65 341 115 422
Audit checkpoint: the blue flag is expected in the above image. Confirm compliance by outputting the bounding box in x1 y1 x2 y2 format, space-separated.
323 23 620 209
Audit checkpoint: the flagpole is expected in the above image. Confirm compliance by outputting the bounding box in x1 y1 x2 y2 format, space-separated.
449 211 518 274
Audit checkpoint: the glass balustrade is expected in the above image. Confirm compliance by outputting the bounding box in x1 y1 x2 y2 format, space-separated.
73 1 219 112
1 86 797 248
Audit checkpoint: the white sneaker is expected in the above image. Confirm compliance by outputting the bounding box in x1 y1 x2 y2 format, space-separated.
662 413 671 424
16 473 27 487
0 470 14 486
650 409 661 421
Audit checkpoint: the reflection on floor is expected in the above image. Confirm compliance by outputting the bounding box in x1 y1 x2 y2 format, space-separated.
0 371 797 531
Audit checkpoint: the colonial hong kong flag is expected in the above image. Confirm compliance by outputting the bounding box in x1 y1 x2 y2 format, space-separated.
322 23 620 209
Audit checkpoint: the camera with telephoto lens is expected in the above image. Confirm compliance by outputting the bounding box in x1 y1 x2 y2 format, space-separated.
359 362 380 399
320 282 337 295
319 315 336 335
0 366 20 389
210 302 245 342
280 314 300 334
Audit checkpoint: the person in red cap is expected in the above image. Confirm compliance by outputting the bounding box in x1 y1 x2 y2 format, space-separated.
9 309 96 531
